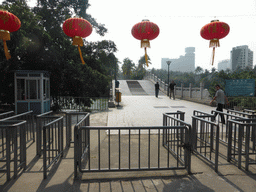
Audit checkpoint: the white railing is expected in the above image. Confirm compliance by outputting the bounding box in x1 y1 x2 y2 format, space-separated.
145 72 212 103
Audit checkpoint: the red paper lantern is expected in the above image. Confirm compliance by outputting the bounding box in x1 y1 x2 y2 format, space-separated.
63 17 92 64
132 20 160 67
200 20 230 65
0 10 21 60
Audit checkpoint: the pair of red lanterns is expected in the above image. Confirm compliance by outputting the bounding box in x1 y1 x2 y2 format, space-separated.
0 10 230 66
131 19 230 66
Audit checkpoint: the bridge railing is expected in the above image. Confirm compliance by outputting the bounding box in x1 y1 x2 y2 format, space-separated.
145 72 211 103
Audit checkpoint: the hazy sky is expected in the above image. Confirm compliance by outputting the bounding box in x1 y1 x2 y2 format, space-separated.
10 0 256 70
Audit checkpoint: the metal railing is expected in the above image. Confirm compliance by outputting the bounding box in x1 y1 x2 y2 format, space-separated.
191 115 220 172
53 96 109 111
243 109 256 115
36 111 60 156
43 116 64 179
74 125 191 178
227 118 256 171
0 120 27 181
0 111 35 144
227 109 256 119
65 111 90 147
162 111 191 174
73 113 90 177
211 110 247 143
0 111 14 119
193 110 214 120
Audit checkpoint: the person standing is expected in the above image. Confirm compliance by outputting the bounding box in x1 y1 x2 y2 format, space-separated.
210 84 229 124
169 80 176 99
155 82 160 98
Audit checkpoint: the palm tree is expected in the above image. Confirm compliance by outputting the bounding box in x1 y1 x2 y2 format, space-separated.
122 58 135 79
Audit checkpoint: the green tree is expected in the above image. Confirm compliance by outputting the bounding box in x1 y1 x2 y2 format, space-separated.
0 0 118 107
122 58 135 79
195 66 203 74
131 55 149 80
0 0 49 104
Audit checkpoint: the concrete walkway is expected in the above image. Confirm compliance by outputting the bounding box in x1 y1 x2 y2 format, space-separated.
106 80 256 192
1 80 256 191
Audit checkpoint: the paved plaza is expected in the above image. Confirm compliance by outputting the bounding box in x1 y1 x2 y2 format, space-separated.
1 80 256 192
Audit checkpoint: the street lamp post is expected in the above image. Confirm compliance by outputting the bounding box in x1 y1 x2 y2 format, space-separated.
166 61 171 96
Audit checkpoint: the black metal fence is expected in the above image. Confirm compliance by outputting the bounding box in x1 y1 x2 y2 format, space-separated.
211 110 247 143
65 111 90 147
193 109 256 171
74 125 191 178
191 115 220 172
243 109 256 115
0 111 35 145
53 96 109 111
162 111 191 174
43 116 64 179
36 111 60 156
227 109 256 119
0 120 27 181
227 118 256 171
0 111 14 119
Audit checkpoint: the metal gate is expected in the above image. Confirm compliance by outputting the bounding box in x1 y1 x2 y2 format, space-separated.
74 125 191 178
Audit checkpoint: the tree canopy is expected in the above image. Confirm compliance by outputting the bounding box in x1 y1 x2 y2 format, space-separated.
0 0 119 106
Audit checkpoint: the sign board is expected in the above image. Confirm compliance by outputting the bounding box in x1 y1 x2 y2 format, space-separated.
225 79 255 97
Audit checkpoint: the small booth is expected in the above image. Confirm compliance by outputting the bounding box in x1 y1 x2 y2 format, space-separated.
14 70 51 114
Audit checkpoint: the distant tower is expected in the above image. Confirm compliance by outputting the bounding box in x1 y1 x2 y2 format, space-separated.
230 45 253 70
218 59 230 71
170 47 195 72
161 47 195 72
184 47 195 72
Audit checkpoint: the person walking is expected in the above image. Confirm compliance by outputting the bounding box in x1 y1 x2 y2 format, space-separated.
169 80 176 99
210 84 229 124
155 82 160 98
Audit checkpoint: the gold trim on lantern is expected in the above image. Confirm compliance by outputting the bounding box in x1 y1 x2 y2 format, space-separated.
72 36 83 46
209 38 220 48
141 39 150 48
0 30 10 41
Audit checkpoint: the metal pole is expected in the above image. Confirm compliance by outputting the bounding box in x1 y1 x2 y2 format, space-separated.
166 61 171 96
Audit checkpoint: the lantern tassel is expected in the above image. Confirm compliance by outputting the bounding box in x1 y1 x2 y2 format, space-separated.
3 40 11 60
0 31 11 60
211 47 216 66
209 39 219 66
144 47 149 67
78 45 85 64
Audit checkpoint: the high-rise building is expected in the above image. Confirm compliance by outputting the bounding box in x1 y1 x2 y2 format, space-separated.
218 59 230 71
230 45 253 70
161 47 195 72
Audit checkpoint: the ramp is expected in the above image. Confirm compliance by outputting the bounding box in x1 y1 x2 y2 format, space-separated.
117 80 164 96
126 80 148 95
